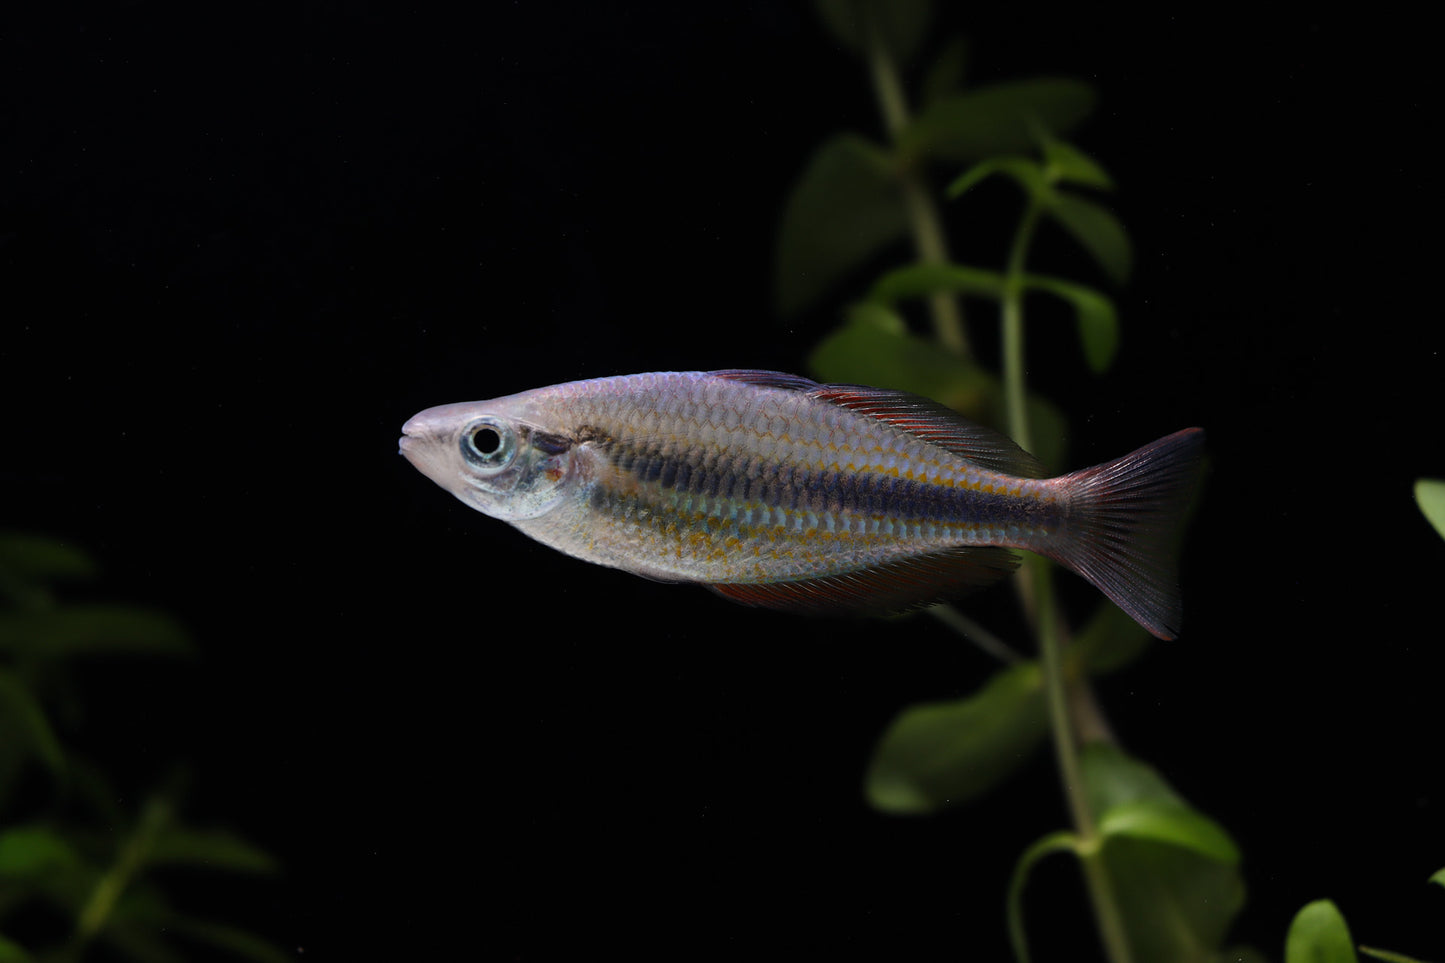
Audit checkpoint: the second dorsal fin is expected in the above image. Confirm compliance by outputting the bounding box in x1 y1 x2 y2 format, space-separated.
708 369 1044 478
708 369 820 391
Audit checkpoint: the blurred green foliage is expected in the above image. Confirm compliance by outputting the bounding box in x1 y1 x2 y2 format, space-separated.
1274 483 1445 963
779 1 1445 949
1286 900 1358 963
1282 892 1443 963
0 532 286 963
1414 479 1445 540
776 10 1445 946
779 1 1129 479
1077 745 1247 963
865 603 1148 815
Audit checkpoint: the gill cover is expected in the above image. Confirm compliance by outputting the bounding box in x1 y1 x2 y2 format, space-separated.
456 415 577 520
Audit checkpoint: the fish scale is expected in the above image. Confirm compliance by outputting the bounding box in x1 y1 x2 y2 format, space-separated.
400 370 1204 639
575 379 1023 582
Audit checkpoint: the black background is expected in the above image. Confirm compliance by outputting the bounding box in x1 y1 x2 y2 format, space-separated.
4 4 1442 960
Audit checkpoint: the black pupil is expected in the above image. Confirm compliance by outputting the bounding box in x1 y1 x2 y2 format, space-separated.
472 426 502 455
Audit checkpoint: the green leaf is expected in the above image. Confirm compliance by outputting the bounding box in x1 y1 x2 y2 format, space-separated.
1007 830 1081 963
0 667 67 778
1104 834 1247 963
1431 865 1445 888
812 0 933 67
1082 743 1247 963
1040 136 1115 190
0 532 96 609
775 134 908 317
947 155 1052 201
0 933 36 963
0 606 191 659
0 825 81 880
0 532 96 582
865 661 1048 814
867 262 1006 303
1414 479 1445 540
149 828 277 875
1098 800 1240 865
900 78 1096 164
1082 741 1184 812
1045 193 1133 284
1022 274 1119 372
1286 900 1357 963
807 303 997 420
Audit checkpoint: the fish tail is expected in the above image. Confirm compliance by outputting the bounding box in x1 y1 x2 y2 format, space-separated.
1046 428 1205 640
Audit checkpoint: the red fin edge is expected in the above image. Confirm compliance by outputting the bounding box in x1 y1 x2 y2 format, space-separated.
707 370 1044 477
708 546 1020 617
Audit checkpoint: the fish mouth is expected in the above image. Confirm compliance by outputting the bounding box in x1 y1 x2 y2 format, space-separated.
398 416 427 463
399 412 432 459
400 402 489 475
398 429 445 486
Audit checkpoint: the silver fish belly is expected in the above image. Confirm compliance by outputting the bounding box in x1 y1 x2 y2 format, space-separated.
400 370 1203 639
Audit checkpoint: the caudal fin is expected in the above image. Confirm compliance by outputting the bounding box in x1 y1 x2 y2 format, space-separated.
1047 428 1205 640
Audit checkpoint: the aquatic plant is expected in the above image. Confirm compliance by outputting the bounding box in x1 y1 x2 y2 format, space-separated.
776 3 1440 961
1273 493 1445 963
1286 880 1444 963
0 533 286 963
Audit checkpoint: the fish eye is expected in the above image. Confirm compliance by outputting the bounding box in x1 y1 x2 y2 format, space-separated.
472 426 502 454
461 417 516 470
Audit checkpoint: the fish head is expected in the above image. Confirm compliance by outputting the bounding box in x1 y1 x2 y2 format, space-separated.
400 398 580 521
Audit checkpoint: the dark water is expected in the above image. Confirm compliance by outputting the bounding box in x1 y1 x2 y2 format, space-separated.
4 5 1441 960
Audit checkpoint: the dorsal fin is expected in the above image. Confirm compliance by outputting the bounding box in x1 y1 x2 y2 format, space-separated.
708 546 1021 617
707 369 1044 478
809 384 1045 477
708 369 820 391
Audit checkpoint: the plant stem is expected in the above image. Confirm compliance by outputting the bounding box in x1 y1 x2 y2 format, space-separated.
927 603 1024 664
901 180 970 354
1002 201 1041 452
1002 201 1134 963
860 4 970 356
69 794 171 955
1033 561 1134 963
858 7 1132 957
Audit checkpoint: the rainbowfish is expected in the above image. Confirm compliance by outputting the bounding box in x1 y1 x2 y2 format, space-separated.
400 370 1203 639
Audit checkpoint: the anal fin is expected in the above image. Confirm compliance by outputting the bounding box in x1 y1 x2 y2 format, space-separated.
708 546 1020 617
